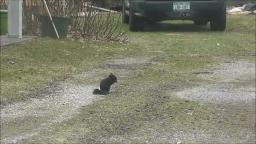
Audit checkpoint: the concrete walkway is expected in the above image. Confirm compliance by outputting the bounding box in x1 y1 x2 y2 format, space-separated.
0 35 35 47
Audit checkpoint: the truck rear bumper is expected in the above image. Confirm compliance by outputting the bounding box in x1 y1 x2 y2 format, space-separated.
132 0 226 21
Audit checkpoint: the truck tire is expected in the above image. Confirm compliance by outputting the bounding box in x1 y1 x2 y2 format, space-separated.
129 7 142 31
122 1 129 24
210 9 226 31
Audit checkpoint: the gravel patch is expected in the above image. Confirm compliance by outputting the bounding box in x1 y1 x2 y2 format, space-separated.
1 83 100 144
1 84 98 122
176 84 255 104
175 61 255 104
198 61 255 82
1 133 39 144
103 120 255 144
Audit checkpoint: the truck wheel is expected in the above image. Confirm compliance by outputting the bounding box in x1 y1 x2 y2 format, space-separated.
122 1 129 24
210 9 226 31
129 8 142 31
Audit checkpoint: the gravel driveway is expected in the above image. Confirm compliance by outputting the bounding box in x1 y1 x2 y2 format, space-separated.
1 59 255 144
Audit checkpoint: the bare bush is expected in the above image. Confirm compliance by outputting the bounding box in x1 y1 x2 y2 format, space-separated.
38 0 127 42
69 0 128 42
22 1 43 35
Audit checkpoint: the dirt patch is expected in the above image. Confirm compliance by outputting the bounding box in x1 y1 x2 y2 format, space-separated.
103 57 152 70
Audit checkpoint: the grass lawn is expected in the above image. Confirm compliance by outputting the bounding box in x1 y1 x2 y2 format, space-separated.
1 14 255 143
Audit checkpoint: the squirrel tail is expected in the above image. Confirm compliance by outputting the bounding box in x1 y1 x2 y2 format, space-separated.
93 89 108 95
93 89 101 94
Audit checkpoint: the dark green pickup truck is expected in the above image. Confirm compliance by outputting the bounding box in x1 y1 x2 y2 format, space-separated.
122 0 226 31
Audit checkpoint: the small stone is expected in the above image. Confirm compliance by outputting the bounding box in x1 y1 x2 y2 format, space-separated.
177 140 182 144
9 61 16 64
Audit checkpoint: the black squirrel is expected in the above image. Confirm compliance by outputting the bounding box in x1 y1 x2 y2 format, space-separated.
93 73 117 95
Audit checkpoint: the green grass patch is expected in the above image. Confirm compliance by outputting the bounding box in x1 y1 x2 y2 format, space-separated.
1 38 141 105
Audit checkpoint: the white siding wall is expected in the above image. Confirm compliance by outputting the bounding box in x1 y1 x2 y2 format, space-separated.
8 0 22 38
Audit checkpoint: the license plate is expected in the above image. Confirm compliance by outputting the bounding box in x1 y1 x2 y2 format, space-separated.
173 2 190 11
